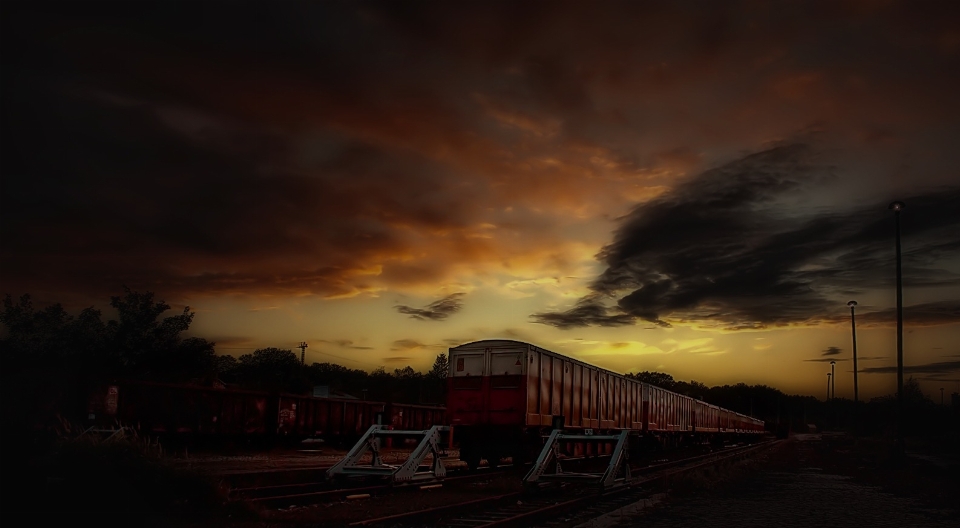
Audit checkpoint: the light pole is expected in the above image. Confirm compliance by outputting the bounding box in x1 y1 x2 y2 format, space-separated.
830 361 836 399
848 301 859 404
827 372 832 401
889 200 905 455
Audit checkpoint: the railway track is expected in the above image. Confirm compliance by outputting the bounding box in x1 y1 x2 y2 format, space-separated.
231 444 713 508
228 463 521 509
350 439 780 528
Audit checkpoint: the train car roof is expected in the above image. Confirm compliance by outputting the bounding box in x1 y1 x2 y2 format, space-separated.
451 339 629 380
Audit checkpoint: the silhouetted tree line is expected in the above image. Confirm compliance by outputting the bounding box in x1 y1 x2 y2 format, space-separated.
214 348 449 405
0 290 448 443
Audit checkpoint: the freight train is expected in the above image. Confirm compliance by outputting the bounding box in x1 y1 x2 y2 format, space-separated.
86 380 445 447
446 340 766 469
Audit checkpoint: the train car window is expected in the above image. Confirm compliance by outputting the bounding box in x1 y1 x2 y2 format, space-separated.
452 353 484 377
490 352 523 376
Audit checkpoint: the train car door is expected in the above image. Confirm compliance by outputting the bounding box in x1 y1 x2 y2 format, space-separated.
448 348 486 425
488 348 525 425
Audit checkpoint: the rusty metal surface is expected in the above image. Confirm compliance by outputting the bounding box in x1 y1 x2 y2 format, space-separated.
446 340 765 435
113 381 271 435
88 381 447 442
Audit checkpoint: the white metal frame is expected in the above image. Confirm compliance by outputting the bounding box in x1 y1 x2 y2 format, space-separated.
325 424 451 484
523 429 633 489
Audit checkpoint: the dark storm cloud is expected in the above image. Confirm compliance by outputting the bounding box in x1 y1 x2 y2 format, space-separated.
0 2 496 301
860 361 960 375
0 92 469 300
4 1 960 311
535 143 960 329
822 346 842 356
6 1 639 303
532 297 638 329
395 293 465 321
804 353 886 364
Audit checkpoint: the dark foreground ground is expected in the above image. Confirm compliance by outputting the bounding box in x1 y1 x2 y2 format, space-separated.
601 432 960 528
3 432 958 527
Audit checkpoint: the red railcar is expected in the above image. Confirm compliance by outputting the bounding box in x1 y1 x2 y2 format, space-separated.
276 395 445 443
277 395 383 442
447 340 765 469
384 401 447 431
113 380 273 437
91 381 445 446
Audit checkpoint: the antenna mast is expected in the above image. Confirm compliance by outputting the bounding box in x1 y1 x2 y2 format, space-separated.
298 341 308 364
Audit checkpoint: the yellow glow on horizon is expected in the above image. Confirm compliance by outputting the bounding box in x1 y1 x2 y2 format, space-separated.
562 339 670 357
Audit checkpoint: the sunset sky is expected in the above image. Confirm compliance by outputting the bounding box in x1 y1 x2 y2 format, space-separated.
2 1 959 400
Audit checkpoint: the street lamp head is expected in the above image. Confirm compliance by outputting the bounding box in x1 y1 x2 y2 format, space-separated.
830 360 836 365
847 300 857 307
889 201 905 212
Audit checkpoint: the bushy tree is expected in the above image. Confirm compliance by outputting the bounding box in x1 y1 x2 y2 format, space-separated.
1 293 107 374
306 362 368 394
625 371 677 390
393 366 419 379
0 288 218 437
214 354 239 383
428 353 449 380
235 348 307 392
101 287 217 382
425 353 449 403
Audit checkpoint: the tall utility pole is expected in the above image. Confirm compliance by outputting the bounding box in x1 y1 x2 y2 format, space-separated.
298 341 308 365
827 372 832 401
830 361 836 399
889 201 905 456
848 301 859 404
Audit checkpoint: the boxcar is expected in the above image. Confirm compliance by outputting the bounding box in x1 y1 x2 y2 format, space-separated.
385 402 447 431
277 394 383 444
276 396 446 445
90 381 446 447
447 340 765 469
113 380 273 440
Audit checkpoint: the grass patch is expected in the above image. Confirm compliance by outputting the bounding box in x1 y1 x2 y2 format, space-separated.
3 425 257 525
